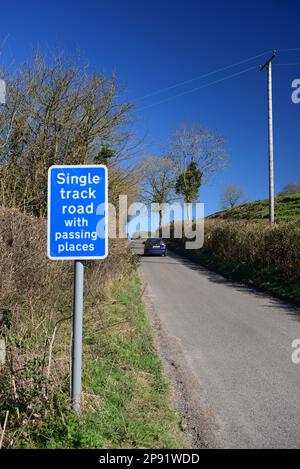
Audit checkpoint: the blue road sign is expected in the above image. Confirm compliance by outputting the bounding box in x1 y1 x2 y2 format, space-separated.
48 165 108 260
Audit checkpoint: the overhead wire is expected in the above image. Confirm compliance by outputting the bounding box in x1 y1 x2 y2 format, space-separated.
278 48 300 52
136 50 272 102
136 48 300 111
275 62 300 66
140 65 257 110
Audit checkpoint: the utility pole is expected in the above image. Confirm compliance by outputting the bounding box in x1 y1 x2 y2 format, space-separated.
259 51 276 224
0 80 5 371
0 79 5 105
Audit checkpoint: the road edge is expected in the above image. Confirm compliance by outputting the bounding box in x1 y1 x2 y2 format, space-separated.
138 266 223 449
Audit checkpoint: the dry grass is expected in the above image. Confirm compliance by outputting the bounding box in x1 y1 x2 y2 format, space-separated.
0 207 136 448
202 220 300 282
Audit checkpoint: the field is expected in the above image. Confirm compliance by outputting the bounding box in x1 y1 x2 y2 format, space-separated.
209 193 300 222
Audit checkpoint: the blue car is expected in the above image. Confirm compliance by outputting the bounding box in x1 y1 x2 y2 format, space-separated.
143 238 167 256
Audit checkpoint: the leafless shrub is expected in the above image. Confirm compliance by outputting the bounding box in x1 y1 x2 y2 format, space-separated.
0 51 133 216
0 208 135 448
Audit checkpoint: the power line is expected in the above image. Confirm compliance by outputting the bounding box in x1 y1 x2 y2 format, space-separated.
136 50 272 102
275 62 300 66
136 48 300 110
279 48 300 52
140 65 257 110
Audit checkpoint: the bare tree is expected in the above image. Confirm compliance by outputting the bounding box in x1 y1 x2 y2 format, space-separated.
0 52 133 216
169 123 228 189
280 182 300 195
168 124 228 220
220 184 247 209
139 155 175 236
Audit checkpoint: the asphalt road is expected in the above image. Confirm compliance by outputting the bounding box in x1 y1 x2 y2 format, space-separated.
133 240 300 449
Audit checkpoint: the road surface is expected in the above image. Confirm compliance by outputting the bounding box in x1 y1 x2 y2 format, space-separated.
133 240 300 449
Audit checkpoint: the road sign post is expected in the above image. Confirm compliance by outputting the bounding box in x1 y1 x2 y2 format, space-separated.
72 260 84 412
48 165 108 412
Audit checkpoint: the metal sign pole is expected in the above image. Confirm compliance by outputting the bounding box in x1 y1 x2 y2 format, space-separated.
71 260 84 413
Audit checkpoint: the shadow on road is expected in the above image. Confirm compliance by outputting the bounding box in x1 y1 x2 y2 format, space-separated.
132 241 300 321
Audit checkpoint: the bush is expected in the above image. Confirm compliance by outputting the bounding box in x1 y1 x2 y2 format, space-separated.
0 207 136 448
202 220 300 282
170 219 300 303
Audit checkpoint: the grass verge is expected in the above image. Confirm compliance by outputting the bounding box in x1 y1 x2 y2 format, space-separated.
23 272 187 449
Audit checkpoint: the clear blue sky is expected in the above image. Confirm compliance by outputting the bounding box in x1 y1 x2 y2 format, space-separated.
1 0 300 215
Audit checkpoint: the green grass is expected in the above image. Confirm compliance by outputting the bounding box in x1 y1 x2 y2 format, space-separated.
209 193 300 222
24 273 187 449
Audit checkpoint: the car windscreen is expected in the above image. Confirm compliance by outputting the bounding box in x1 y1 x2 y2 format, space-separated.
149 239 162 245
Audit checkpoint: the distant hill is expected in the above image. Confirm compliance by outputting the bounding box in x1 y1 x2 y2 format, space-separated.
208 193 300 222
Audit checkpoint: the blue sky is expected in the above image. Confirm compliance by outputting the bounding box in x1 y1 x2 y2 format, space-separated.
1 0 300 216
